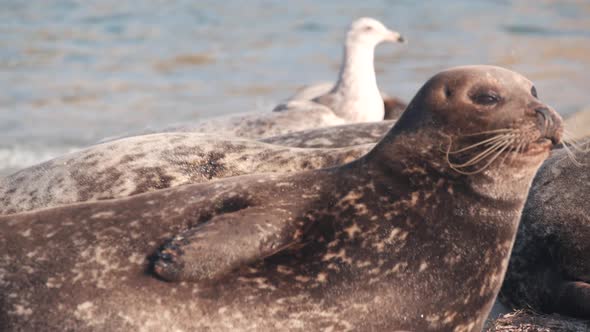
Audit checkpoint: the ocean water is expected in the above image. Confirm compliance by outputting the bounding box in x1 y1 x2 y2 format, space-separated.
1 0 589 175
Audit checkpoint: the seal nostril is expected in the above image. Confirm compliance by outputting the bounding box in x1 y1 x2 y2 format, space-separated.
535 107 553 128
535 107 560 144
535 107 549 122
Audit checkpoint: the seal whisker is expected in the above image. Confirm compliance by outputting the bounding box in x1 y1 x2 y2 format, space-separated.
563 139 589 153
449 139 513 175
561 142 585 166
447 138 511 168
505 140 523 166
445 138 498 169
498 139 519 169
447 134 512 154
461 128 514 136
563 131 590 153
514 141 527 156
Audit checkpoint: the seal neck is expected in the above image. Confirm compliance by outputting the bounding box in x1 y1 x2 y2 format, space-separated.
330 43 384 122
360 127 542 204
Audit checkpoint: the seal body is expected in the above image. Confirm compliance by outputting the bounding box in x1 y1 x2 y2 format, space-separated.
96 101 350 142
0 133 370 215
149 101 347 139
500 143 590 319
0 66 562 331
260 120 393 148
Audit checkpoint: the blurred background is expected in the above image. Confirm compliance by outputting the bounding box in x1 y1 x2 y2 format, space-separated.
1 0 589 175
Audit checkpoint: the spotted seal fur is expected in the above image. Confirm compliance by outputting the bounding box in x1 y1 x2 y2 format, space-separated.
0 133 371 215
500 141 590 319
0 66 562 331
260 120 394 148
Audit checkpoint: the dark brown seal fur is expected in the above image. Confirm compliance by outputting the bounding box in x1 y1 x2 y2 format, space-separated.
500 141 590 319
0 66 562 331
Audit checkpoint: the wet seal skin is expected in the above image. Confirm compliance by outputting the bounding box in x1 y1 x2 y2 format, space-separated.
0 134 371 215
0 66 562 331
500 140 590 319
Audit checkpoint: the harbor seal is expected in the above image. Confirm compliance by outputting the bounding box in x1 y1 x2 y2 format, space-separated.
0 66 562 331
0 133 371 215
274 17 406 123
260 120 394 148
500 141 590 319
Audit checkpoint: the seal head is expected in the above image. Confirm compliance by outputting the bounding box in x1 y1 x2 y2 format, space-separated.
374 65 561 179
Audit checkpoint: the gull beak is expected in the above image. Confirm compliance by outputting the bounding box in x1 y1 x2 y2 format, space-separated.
387 30 406 43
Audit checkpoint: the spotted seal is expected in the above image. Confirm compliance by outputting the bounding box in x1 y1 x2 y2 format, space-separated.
0 133 371 215
260 120 395 148
0 66 562 331
500 140 590 319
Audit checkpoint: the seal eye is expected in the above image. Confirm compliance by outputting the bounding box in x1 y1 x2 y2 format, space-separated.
472 92 501 106
531 86 538 98
444 87 453 98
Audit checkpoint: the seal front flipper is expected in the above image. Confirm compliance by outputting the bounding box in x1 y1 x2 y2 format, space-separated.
153 206 302 282
554 280 590 318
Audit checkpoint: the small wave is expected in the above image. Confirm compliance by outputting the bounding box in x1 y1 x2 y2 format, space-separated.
0 145 81 177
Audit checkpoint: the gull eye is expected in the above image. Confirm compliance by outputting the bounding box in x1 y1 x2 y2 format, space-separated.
472 92 501 106
531 86 538 98
363 26 374 32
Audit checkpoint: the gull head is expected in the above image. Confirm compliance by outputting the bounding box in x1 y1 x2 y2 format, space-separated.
346 17 405 48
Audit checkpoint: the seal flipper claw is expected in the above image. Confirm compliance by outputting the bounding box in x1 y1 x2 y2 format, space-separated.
153 242 186 280
153 206 302 282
